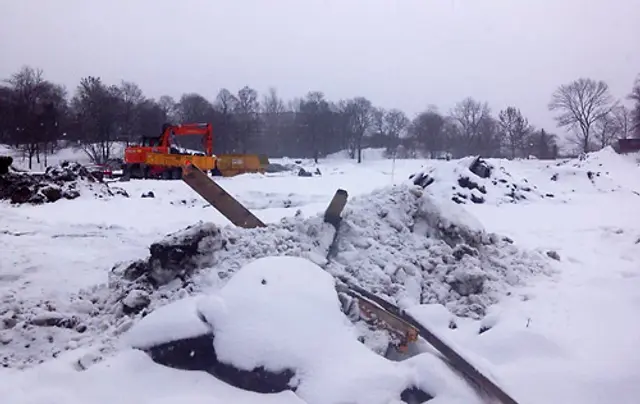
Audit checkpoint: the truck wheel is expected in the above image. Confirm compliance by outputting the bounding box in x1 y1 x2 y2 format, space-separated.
128 164 143 179
172 168 182 180
162 169 172 180
121 164 131 181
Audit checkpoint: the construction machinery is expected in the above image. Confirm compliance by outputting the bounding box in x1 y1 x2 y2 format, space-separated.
123 123 269 179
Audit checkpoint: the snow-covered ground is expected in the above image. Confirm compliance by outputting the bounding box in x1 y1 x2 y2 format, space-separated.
0 143 127 172
1 146 640 403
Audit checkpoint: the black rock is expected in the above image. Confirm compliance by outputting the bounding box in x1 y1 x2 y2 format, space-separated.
546 250 560 261
40 185 62 202
469 156 492 178
142 333 296 394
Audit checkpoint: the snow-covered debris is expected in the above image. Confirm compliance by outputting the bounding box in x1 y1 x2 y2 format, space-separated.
1 183 552 368
0 160 128 204
111 184 550 317
126 256 483 404
0 155 12 174
545 146 640 194
410 156 550 204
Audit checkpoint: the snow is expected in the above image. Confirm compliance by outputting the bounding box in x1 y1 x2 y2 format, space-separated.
0 349 304 404
128 256 482 404
325 147 387 161
2 145 640 403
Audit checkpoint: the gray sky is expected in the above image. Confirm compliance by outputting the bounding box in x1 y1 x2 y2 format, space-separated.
1 0 639 137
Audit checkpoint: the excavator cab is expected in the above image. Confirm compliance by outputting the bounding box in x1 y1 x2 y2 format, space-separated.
141 136 162 147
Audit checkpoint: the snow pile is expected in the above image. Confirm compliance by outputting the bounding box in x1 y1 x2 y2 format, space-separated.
0 349 304 404
410 156 553 205
546 146 640 194
0 183 552 368
124 256 482 404
0 161 128 205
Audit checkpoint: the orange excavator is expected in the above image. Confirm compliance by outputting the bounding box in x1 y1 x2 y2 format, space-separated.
123 123 268 179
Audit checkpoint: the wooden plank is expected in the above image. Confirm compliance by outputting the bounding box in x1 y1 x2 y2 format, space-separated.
323 189 348 229
346 282 520 404
355 295 419 350
182 163 266 229
323 189 348 260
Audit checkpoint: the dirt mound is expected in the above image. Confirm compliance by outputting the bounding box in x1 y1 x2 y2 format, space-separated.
410 156 553 204
0 161 128 205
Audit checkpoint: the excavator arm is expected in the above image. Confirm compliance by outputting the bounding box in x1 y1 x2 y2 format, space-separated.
160 123 213 156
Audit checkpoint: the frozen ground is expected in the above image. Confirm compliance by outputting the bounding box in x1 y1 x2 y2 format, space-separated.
1 146 640 403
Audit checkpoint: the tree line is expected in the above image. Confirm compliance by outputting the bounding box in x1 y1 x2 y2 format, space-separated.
0 65 638 168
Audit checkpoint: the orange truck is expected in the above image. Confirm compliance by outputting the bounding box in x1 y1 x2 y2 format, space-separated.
123 123 268 179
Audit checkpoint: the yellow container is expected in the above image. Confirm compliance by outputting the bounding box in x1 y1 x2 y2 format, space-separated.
145 152 216 171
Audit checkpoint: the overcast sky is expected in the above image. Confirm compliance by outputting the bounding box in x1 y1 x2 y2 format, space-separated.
1 0 639 135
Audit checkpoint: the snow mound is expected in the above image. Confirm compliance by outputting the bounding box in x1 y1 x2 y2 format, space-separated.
126 256 483 404
410 156 552 205
0 161 128 205
575 146 639 168
545 146 640 194
1 183 553 368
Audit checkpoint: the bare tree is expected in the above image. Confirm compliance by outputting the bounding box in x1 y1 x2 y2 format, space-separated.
214 89 238 153
383 108 409 155
4 66 65 168
234 86 261 153
0 85 13 144
628 76 640 137
261 87 288 156
158 95 178 123
498 107 532 159
298 91 331 162
611 105 632 139
343 97 373 163
410 109 446 158
137 99 167 139
70 76 123 164
526 129 559 159
449 97 492 157
370 107 386 145
176 93 213 123
548 78 616 152
593 111 621 149
118 81 145 144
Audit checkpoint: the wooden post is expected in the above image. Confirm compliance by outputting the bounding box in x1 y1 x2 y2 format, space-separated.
182 163 266 229
323 189 348 229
